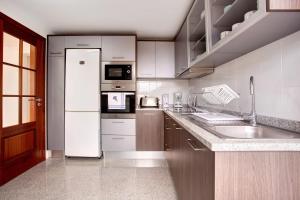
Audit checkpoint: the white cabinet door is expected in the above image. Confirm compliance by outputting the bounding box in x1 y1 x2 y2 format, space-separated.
65 36 101 48
102 36 136 61
137 41 156 78
48 36 65 57
102 135 136 151
101 119 136 135
47 57 65 150
155 42 175 78
65 112 100 157
65 49 100 111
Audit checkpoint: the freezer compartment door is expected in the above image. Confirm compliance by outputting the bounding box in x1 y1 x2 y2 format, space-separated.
65 112 100 157
65 49 100 111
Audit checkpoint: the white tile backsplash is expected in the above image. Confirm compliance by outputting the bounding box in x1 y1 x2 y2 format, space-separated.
137 79 189 105
189 30 300 121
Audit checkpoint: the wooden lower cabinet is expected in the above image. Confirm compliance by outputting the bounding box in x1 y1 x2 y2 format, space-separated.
164 113 300 200
164 114 214 200
136 110 164 151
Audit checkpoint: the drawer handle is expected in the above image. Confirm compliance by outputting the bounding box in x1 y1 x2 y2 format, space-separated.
175 128 182 130
172 123 177 126
144 113 155 116
49 52 63 55
165 128 171 130
112 137 125 140
112 56 125 59
76 43 89 47
165 117 170 119
141 73 153 76
187 139 206 151
112 121 125 124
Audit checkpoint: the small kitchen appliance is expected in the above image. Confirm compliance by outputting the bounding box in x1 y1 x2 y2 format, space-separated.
174 92 183 108
139 96 159 108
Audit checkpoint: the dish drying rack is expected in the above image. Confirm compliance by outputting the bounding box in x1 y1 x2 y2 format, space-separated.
195 84 240 105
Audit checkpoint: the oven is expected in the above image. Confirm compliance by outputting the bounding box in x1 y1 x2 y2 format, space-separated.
101 61 136 84
101 91 136 118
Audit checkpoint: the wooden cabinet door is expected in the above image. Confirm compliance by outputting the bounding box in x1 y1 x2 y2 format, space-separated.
137 41 156 78
268 0 300 11
102 36 136 61
186 132 214 200
155 42 175 78
48 36 65 57
136 110 163 151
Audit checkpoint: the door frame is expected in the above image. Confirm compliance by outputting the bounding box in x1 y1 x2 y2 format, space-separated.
0 12 46 186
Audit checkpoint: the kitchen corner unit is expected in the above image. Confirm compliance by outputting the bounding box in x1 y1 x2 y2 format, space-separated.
164 111 300 200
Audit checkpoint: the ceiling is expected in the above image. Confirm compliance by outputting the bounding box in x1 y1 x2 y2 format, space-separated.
1 0 194 39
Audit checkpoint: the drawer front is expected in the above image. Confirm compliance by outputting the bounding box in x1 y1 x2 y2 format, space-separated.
101 119 136 135
102 135 136 151
65 36 102 48
48 36 65 57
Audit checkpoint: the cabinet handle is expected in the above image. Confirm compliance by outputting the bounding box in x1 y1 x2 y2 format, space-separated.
187 139 206 151
165 117 170 119
76 43 89 47
112 137 125 140
141 73 153 76
172 124 177 126
144 113 155 116
175 128 182 130
49 52 63 55
112 121 125 124
165 128 171 130
112 56 125 59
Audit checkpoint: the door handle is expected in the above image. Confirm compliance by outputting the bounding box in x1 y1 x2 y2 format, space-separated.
186 139 206 151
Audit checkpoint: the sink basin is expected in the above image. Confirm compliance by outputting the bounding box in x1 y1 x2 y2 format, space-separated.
210 125 300 139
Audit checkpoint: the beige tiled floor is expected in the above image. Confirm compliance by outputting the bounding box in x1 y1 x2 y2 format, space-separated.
0 153 177 200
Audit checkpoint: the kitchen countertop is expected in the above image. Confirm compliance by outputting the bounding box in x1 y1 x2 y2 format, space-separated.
164 110 300 152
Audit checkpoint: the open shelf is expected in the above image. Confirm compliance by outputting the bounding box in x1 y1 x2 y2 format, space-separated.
214 0 257 27
191 12 300 69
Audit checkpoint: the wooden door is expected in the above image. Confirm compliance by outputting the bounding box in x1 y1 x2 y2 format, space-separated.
0 13 45 186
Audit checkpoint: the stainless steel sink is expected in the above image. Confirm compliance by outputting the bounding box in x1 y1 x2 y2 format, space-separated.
210 125 300 139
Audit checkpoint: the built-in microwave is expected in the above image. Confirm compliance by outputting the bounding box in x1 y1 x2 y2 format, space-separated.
101 61 136 84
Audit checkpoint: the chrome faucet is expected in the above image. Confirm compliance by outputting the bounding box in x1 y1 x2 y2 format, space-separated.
244 76 257 126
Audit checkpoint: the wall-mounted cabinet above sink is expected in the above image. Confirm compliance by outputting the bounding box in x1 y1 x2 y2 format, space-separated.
175 0 300 79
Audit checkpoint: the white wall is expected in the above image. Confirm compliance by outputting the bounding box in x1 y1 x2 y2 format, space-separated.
0 1 50 37
189 30 300 121
137 79 189 106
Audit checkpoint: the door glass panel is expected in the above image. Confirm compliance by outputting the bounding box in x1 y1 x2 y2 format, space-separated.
3 33 20 65
22 69 36 95
3 65 19 95
3 97 19 127
23 41 36 69
22 97 36 123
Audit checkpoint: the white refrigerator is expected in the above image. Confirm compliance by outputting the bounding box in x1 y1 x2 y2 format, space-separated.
65 49 102 158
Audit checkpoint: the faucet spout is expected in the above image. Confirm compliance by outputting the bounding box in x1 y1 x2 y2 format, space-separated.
244 76 257 126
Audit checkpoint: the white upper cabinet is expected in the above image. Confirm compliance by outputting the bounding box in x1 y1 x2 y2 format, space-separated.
102 36 136 61
48 36 65 57
155 42 175 78
137 41 156 78
65 36 101 48
137 41 175 78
